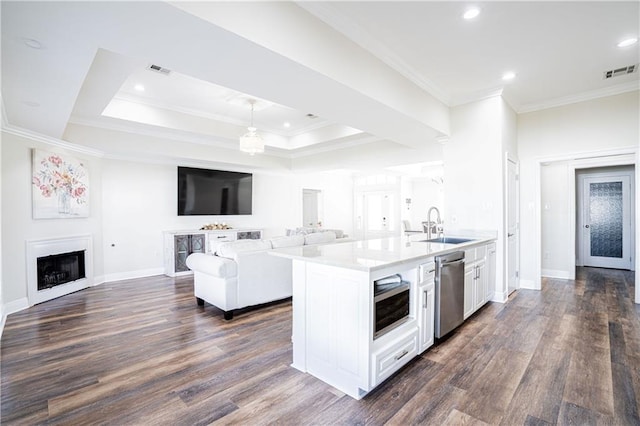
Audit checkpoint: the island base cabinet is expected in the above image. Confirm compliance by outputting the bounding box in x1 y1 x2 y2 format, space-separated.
291 261 371 399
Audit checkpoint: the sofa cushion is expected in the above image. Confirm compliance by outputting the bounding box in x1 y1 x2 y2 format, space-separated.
216 239 273 259
270 235 305 249
186 253 237 278
304 231 336 245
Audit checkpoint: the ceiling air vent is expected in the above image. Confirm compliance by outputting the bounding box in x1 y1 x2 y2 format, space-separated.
147 64 171 75
603 64 637 79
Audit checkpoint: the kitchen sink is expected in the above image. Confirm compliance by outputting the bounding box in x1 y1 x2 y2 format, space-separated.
422 237 475 244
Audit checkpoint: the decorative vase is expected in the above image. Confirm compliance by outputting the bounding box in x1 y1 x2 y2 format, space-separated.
57 190 71 214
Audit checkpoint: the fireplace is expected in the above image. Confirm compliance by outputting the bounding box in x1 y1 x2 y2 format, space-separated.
37 250 86 290
26 235 93 305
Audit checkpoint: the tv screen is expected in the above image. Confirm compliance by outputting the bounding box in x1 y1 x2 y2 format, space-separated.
177 166 253 215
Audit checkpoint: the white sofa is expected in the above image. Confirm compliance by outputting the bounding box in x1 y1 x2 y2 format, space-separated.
186 231 343 320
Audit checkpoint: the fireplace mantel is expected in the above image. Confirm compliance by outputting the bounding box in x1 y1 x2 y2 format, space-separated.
26 235 93 305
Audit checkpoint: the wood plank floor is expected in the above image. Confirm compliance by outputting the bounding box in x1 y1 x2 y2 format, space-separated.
1 267 638 425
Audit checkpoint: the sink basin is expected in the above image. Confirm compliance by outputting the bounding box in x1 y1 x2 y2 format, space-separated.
422 237 475 244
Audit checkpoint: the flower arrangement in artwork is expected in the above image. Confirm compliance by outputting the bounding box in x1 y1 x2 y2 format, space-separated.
32 152 88 215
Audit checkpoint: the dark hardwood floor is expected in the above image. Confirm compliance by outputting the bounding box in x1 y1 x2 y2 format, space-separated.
1 267 638 425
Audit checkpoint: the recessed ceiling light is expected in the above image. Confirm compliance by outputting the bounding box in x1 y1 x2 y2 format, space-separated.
617 37 638 48
23 38 43 49
134 84 145 92
502 72 516 81
463 8 480 20
283 122 291 128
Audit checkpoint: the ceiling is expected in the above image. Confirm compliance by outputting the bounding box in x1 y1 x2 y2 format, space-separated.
1 1 638 173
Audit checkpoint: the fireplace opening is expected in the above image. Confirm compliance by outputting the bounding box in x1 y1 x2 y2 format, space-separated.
37 250 86 291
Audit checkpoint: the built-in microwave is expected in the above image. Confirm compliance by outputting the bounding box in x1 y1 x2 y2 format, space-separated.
373 277 410 339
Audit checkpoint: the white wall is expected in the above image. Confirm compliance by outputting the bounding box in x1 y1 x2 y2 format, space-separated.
541 161 572 278
518 91 639 290
1 129 354 310
444 97 502 231
405 177 444 231
1 130 104 307
444 96 508 300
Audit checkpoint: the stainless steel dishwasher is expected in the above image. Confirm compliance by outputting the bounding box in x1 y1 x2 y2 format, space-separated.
434 251 465 338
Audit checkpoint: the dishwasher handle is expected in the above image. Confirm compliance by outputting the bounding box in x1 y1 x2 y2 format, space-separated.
440 258 465 267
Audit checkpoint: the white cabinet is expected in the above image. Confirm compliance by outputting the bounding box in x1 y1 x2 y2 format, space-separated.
474 259 487 310
207 231 238 253
372 329 418 385
164 232 206 277
292 261 421 400
464 244 488 319
464 264 475 319
417 283 434 353
486 242 496 301
417 260 435 353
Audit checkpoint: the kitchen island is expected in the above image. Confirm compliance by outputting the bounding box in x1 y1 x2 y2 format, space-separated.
271 234 496 399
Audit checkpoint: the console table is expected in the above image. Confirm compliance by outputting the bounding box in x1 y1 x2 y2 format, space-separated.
163 229 262 277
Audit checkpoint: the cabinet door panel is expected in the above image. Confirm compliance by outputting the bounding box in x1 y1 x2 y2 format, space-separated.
487 243 496 301
475 261 487 310
191 234 205 253
174 235 189 272
464 266 475 319
418 284 434 353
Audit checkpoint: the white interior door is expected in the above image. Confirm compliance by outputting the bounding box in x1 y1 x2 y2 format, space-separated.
582 175 631 269
359 191 396 239
507 159 519 294
303 189 320 227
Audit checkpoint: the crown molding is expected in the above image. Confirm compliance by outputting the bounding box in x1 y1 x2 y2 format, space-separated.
298 2 451 105
1 123 105 158
449 88 505 108
518 81 640 114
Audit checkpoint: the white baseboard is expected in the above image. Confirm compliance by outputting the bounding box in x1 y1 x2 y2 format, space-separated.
1 297 30 339
3 297 29 316
519 279 540 290
102 268 164 284
542 269 571 279
92 275 106 286
491 291 508 303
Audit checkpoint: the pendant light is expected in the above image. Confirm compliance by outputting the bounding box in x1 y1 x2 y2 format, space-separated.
239 99 264 155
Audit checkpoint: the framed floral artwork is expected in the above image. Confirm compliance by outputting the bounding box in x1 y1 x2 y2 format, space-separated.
32 149 89 219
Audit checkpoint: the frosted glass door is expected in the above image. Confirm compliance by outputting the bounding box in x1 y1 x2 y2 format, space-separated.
583 175 631 269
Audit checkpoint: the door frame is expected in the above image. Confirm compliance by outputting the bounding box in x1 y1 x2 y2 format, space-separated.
533 148 638 304
505 155 520 296
576 169 634 269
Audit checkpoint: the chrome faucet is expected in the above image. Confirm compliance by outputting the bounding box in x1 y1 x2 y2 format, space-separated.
426 206 443 240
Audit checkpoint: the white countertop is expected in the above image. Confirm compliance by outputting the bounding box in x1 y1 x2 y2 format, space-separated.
270 234 496 272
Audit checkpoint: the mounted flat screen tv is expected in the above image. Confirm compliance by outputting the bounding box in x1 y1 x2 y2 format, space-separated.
177 166 253 215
